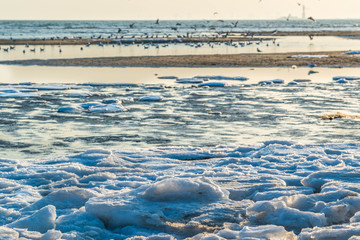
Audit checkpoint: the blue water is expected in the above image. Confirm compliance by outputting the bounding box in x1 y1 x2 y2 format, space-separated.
0 19 360 39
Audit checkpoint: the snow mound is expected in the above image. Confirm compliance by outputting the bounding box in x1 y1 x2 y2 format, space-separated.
143 178 228 202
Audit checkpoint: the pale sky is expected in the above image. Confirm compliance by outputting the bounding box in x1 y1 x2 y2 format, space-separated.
2 0 360 20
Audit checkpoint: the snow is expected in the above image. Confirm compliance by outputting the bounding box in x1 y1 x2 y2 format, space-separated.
0 143 359 238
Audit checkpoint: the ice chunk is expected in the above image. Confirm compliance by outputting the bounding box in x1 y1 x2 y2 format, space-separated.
259 79 284 85
176 78 204 84
333 76 360 80
194 76 248 81
79 102 104 109
198 82 227 87
139 95 163 101
8 205 56 233
82 83 137 87
142 178 228 202
336 79 348 83
25 187 97 211
246 200 327 229
41 230 62 240
102 98 120 104
0 226 19 239
58 105 83 113
217 225 296 240
89 103 127 113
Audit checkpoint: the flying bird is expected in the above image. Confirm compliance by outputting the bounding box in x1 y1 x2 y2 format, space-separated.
129 23 135 28
213 12 218 15
308 16 316 22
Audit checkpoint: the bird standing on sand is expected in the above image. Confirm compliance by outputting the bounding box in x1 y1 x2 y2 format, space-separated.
257 48 262 53
308 34 314 40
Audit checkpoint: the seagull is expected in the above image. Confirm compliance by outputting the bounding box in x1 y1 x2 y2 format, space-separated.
129 23 135 28
59 49 62 53
271 30 278 35
308 16 316 22
308 34 314 40
118 28 122 33
257 48 262 52
213 12 218 15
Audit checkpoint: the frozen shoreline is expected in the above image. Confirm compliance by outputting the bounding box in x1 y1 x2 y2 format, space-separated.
1 142 360 239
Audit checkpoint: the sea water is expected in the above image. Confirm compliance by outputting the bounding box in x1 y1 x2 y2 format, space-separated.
0 19 360 40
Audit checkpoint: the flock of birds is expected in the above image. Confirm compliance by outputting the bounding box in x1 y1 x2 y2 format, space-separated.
0 15 320 55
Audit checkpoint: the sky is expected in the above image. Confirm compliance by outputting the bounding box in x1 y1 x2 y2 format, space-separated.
2 0 360 20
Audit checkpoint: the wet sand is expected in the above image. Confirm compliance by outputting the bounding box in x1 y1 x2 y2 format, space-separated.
2 51 359 67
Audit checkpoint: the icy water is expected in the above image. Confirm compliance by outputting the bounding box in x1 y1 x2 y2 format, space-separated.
1 19 360 240
0 66 359 161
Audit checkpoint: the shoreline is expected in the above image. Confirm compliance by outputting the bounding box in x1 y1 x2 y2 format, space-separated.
0 31 360 45
2 51 360 67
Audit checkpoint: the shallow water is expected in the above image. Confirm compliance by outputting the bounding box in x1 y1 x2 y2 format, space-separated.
1 36 360 61
0 65 359 160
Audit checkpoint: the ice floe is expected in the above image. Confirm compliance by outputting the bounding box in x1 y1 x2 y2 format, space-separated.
139 95 163 101
198 82 227 87
176 78 204 84
333 76 360 80
194 76 248 81
258 79 284 85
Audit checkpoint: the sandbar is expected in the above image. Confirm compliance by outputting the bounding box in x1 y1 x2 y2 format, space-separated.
2 51 360 67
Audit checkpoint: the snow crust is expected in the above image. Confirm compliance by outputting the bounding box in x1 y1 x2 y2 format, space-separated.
1 142 360 239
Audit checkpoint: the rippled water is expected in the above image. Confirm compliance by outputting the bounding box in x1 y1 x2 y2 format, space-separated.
1 69 359 160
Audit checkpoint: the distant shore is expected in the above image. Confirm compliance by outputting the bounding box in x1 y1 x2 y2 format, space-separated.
0 31 360 45
2 51 359 67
